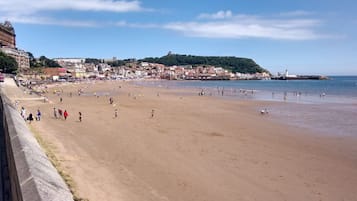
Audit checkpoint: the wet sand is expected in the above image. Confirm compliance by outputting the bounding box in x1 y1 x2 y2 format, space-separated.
3 79 357 201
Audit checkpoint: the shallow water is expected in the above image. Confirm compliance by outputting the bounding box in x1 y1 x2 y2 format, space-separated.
132 77 357 137
269 102 357 137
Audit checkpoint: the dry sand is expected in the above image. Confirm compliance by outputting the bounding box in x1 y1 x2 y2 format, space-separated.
3 78 357 201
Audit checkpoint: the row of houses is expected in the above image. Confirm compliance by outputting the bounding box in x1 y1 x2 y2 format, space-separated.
20 58 270 82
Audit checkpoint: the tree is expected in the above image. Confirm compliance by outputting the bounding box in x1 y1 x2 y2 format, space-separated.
0 51 18 73
27 51 38 68
85 58 102 64
32 55 61 67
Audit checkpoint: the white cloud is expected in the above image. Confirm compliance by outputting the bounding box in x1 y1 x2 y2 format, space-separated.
0 5 328 41
0 0 144 14
279 10 314 17
115 20 128 27
0 0 146 27
198 10 233 19
1 15 100 27
165 11 325 40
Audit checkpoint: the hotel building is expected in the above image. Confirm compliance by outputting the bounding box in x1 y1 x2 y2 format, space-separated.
0 21 16 48
0 21 30 71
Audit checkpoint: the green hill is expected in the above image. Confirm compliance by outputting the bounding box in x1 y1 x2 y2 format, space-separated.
140 54 269 74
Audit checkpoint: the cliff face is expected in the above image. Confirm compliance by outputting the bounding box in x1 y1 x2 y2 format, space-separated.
141 54 269 74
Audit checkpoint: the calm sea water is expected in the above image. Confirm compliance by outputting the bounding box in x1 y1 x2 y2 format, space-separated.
134 76 357 136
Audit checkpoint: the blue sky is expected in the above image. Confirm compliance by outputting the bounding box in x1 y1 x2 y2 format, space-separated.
0 0 356 75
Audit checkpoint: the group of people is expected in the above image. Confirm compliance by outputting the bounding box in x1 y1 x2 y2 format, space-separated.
20 106 41 124
53 107 69 120
53 107 83 122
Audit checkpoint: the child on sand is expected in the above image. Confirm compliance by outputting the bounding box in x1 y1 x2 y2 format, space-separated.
64 110 68 120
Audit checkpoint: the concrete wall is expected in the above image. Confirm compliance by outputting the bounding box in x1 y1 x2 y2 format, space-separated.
0 94 74 201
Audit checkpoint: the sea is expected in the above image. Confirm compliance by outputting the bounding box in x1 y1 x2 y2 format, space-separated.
133 76 357 137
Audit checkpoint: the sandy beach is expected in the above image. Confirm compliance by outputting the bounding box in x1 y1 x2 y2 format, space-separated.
3 78 357 201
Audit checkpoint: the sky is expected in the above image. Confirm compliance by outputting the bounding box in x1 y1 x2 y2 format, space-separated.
0 0 356 75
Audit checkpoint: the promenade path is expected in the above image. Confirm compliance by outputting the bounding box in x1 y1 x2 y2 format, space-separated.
1 78 29 101
0 77 43 201
0 77 24 201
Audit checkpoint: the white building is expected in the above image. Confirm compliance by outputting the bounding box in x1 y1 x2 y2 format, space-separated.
53 58 85 64
140 62 149 67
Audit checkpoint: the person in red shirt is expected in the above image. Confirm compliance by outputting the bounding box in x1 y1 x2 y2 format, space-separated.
63 110 68 120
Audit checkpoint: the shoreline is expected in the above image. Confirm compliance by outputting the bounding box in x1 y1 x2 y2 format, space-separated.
132 79 357 137
3 78 357 201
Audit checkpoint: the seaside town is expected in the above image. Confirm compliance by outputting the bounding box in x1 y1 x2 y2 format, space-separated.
1 4 357 201
0 20 275 85
1 20 329 87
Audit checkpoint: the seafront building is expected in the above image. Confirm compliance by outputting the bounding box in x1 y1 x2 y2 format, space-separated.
0 21 30 71
0 46 30 70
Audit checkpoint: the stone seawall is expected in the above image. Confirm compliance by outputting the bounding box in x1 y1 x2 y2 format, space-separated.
0 93 73 201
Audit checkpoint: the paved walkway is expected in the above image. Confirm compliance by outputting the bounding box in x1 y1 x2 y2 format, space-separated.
1 77 28 102
0 77 27 201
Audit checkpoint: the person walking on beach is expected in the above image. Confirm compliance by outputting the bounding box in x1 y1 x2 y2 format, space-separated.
53 107 58 119
63 110 68 120
20 107 26 120
58 109 63 119
151 109 155 118
36 109 41 121
27 113 34 124
79 112 82 122
260 108 269 115
114 109 118 118
60 97 63 103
